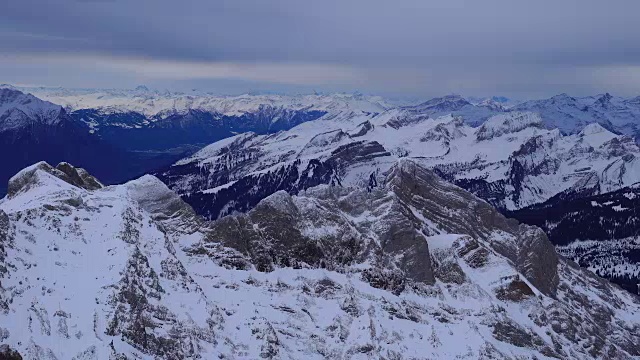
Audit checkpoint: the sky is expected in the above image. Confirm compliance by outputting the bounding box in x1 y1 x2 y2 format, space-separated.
1 0 640 99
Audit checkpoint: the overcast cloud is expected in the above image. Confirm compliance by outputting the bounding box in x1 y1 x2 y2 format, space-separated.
1 0 640 98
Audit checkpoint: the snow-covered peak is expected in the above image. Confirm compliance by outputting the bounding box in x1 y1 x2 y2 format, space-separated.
511 92 640 140
0 88 66 132
476 98 507 111
4 161 103 202
592 92 613 106
625 95 640 105
6 161 73 195
134 85 151 92
575 123 624 149
579 122 610 136
549 93 578 103
410 94 471 112
124 174 200 229
475 112 544 141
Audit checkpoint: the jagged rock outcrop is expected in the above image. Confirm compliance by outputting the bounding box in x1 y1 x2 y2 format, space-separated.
387 160 560 296
54 162 103 191
207 183 436 290
0 210 11 313
0 344 22 360
6 161 102 198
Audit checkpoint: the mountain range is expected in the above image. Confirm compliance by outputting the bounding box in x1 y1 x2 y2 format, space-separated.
0 86 387 195
2 85 640 358
156 109 640 215
2 85 640 293
155 103 640 292
1 160 640 358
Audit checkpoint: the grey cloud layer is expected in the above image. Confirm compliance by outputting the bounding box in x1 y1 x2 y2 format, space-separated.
1 0 640 97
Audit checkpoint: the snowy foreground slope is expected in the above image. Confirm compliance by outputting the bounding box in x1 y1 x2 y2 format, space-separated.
1 161 640 359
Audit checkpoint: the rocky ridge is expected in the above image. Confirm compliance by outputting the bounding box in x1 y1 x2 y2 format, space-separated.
0 161 639 358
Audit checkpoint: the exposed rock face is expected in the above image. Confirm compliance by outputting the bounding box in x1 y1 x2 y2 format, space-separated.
208 184 436 289
6 161 102 198
388 160 560 296
201 159 559 298
514 225 560 296
54 162 103 191
1 161 639 359
0 210 9 263
0 210 11 313
0 344 22 360
124 174 202 233
348 120 374 137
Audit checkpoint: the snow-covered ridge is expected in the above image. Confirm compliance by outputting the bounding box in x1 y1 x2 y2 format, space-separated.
161 109 640 217
20 86 392 117
512 92 640 139
0 87 65 132
475 112 544 141
2 161 640 359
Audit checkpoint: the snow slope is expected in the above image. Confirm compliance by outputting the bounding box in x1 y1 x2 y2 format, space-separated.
1 161 640 359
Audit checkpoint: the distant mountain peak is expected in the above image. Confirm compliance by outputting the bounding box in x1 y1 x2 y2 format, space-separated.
550 93 576 102
0 83 17 91
475 112 544 141
477 98 507 111
134 85 150 92
0 88 66 132
594 92 613 107
491 95 510 103
412 94 471 113
579 122 609 135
